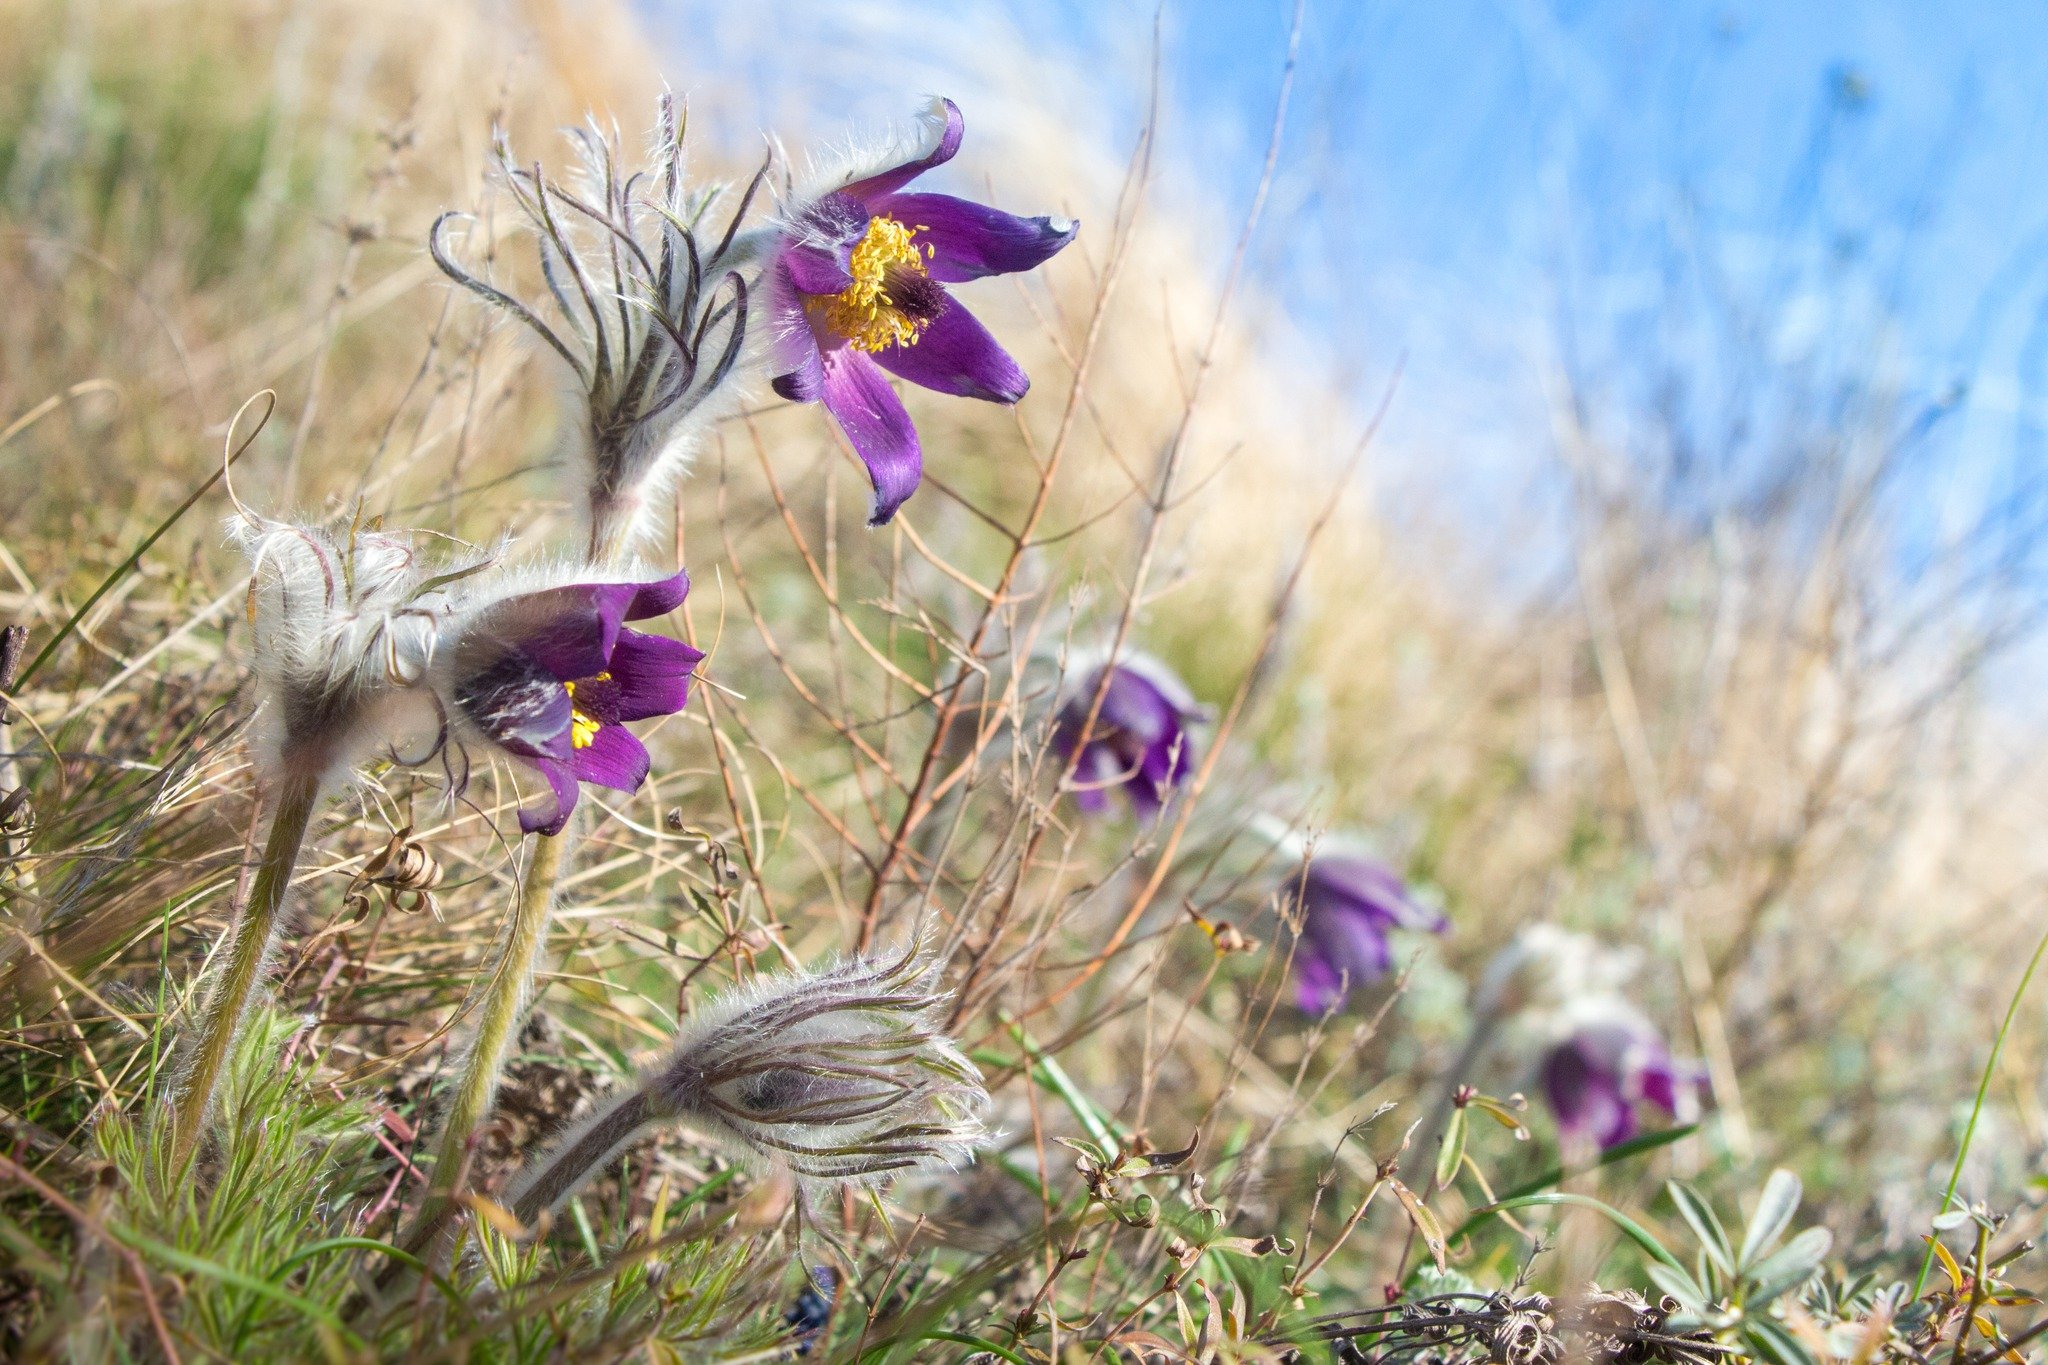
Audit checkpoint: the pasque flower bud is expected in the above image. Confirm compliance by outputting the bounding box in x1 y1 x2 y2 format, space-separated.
504 949 989 1224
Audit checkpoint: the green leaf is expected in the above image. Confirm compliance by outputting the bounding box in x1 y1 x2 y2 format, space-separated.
1001 1022 1121 1151
1435 1107 1468 1191
1746 1227 1833 1305
1668 1181 1735 1279
1451 1124 1696 1241
1743 1316 1820 1365
1740 1169 1804 1271
115 1224 362 1350
1645 1260 1710 1313
1477 1192 1688 1274
1391 1180 1448 1273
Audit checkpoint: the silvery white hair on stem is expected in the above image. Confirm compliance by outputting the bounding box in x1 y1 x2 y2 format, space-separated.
430 95 770 561
230 514 475 794
503 947 990 1226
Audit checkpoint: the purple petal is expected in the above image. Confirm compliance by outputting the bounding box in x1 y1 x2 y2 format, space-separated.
1097 666 1180 746
875 192 1077 283
569 723 651 792
1638 1052 1705 1118
1068 742 1122 814
519 758 580 836
781 240 856 295
554 571 686 660
773 344 827 403
842 99 965 201
1123 758 1165 817
511 609 612 684
1543 1040 1636 1149
1295 953 1346 1014
457 649 577 755
623 569 691 621
819 347 922 525
490 581 636 679
1309 856 1449 936
871 295 1030 404
769 268 829 402
1138 725 1193 791
606 628 704 721
1302 902 1394 990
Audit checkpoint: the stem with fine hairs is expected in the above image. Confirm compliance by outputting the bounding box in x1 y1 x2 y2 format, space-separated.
404 824 570 1249
170 771 320 1166
506 1087 655 1226
396 495 644 1260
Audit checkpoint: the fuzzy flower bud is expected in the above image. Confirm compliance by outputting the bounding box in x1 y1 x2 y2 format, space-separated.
230 516 459 791
504 950 989 1224
431 96 764 558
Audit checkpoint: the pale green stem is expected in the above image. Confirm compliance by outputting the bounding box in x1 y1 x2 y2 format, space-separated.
399 825 570 1256
170 771 320 1167
1912 913 2048 1298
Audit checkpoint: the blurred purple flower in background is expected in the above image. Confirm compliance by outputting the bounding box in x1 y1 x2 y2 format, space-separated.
1287 853 1450 1012
770 98 1078 525
1053 655 1203 816
1540 1007 1704 1149
446 568 703 835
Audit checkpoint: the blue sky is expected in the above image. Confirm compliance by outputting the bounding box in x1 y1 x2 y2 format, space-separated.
652 0 2048 577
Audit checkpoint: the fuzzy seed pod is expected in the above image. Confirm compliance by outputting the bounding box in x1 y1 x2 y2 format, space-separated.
430 96 766 559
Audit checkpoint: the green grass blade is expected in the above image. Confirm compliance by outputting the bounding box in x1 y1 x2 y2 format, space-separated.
1471 1192 1689 1275
13 391 269 692
1451 1124 1696 1241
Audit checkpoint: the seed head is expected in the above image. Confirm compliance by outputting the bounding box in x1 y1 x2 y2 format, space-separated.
430 96 767 559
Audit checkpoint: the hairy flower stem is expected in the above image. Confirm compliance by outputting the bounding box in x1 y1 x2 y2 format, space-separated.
506 1088 654 1226
393 818 573 1268
170 772 320 1166
418 828 569 1219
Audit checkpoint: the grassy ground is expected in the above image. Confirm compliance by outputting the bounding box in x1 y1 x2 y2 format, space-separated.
3 0 2047 1360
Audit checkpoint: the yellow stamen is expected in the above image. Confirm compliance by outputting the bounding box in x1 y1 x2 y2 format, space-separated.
563 673 610 751
820 216 933 352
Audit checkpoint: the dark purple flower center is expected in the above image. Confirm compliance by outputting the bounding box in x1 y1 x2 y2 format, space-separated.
456 650 571 759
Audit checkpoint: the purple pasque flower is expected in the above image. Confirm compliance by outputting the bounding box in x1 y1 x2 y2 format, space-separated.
1053 654 1203 817
1286 853 1450 1013
1540 1007 1704 1150
446 568 703 835
769 98 1078 526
